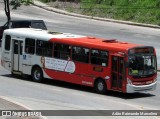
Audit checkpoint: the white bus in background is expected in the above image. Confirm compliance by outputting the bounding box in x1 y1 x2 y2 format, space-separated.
1 28 84 81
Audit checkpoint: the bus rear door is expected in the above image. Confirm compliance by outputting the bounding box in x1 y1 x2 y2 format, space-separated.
12 39 23 72
111 55 125 91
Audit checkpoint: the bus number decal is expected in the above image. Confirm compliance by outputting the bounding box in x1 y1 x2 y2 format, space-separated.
43 57 75 73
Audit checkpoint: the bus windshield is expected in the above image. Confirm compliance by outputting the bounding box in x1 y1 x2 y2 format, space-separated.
128 55 156 76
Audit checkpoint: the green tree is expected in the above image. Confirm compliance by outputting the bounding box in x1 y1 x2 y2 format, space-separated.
4 0 10 22
4 0 32 22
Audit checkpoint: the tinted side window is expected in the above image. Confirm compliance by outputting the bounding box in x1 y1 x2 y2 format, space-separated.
91 49 108 66
72 46 89 63
36 40 53 57
12 21 31 28
25 38 35 54
54 43 71 60
5 35 11 51
31 22 47 30
4 22 9 29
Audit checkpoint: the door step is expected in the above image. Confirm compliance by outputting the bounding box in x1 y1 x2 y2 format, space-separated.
12 71 22 75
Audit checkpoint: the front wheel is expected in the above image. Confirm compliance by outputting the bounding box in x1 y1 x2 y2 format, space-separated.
94 79 107 94
31 67 43 83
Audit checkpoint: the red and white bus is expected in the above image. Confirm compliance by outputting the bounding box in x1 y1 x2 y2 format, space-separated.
1 28 157 93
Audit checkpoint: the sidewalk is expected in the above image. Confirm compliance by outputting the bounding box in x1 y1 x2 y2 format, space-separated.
0 97 27 110
33 0 160 29
0 97 44 119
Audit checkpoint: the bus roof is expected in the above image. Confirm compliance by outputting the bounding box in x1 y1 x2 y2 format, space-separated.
4 28 142 52
4 28 84 40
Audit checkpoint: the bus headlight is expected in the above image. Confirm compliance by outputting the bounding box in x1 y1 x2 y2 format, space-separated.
127 78 132 85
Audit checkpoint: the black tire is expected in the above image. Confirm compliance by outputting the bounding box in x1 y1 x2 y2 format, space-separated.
94 79 107 94
31 67 43 83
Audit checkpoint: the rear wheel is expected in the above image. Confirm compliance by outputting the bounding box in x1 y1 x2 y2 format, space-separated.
31 67 43 83
94 79 107 94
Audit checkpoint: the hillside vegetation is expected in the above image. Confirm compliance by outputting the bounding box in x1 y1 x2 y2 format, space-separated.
40 0 160 25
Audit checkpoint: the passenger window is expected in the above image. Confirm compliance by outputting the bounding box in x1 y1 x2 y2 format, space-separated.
25 38 35 54
54 43 71 60
36 40 53 57
91 49 108 66
14 40 18 54
72 46 89 63
5 35 11 51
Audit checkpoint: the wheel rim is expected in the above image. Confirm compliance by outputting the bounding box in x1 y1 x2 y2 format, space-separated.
34 70 41 80
97 82 104 91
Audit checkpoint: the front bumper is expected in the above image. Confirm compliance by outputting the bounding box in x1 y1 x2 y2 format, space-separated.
126 81 157 93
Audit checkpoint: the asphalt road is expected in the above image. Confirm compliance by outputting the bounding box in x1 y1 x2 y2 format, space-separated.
0 1 160 119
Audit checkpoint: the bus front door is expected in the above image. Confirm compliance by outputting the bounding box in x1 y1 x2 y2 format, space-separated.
111 56 125 91
13 40 23 72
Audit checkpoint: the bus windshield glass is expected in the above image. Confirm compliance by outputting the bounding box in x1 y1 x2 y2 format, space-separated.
128 47 156 76
128 55 156 76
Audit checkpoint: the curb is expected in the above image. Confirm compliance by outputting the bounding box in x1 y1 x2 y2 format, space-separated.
33 1 160 29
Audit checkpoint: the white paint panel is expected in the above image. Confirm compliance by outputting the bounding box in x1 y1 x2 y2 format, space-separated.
22 65 32 75
13 54 19 71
